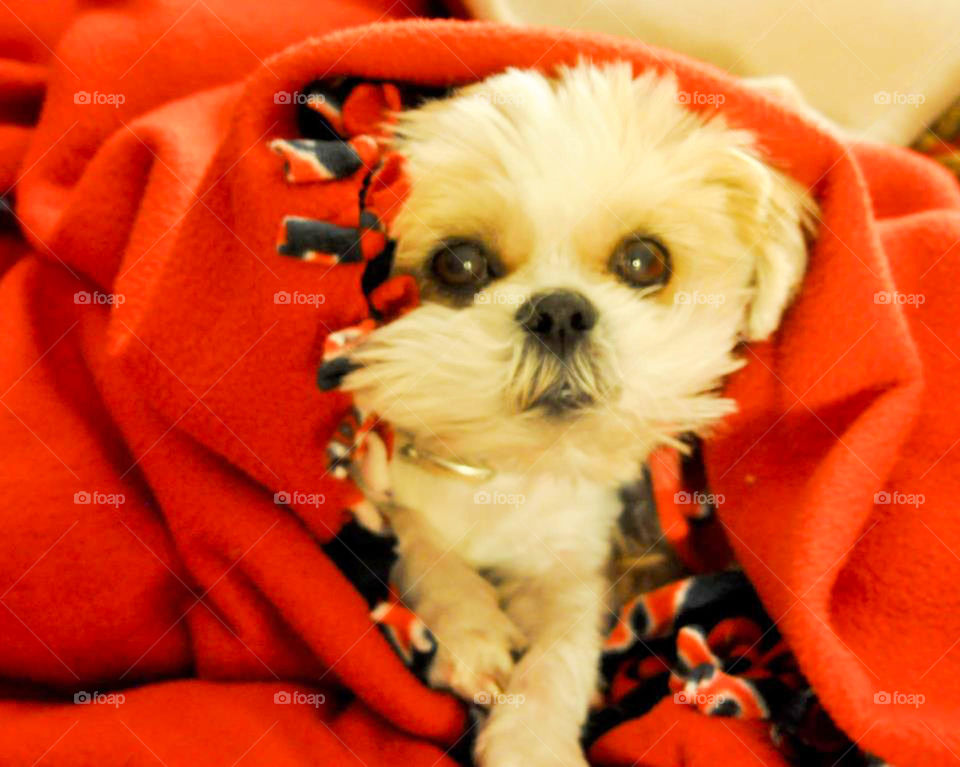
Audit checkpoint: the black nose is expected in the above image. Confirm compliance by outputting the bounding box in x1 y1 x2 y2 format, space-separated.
516 290 597 357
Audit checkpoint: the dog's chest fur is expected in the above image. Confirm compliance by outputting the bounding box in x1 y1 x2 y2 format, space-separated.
388 459 623 577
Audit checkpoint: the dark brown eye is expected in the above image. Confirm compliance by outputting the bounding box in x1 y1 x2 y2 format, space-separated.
429 239 494 291
610 235 671 289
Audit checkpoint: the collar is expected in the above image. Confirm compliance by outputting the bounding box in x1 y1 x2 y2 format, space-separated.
396 436 496 483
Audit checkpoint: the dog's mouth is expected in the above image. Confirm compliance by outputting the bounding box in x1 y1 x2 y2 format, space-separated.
509 341 610 418
529 380 596 416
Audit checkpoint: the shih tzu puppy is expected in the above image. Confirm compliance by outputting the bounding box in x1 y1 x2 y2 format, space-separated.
341 62 815 767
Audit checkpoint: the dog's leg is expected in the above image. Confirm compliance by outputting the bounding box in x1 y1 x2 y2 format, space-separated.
388 505 527 702
476 564 606 767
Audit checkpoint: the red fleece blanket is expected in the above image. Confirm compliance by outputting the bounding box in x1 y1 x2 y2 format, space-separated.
1 4 959 766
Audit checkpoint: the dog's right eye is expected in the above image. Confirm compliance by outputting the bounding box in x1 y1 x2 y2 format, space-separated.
429 239 495 291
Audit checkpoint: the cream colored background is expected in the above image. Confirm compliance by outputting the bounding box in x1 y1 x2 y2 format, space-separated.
466 0 960 145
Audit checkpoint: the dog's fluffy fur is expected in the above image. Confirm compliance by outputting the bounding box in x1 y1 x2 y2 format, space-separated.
343 63 815 767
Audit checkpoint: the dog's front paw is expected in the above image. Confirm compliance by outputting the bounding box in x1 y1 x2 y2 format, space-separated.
424 602 527 704
475 707 589 767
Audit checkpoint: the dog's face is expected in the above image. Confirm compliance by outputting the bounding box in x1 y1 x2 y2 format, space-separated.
343 63 814 481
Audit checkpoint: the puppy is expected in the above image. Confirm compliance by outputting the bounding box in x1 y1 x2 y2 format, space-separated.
342 62 815 767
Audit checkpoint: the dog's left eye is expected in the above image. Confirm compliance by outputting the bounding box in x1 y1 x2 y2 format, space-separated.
609 235 671 290
429 239 495 290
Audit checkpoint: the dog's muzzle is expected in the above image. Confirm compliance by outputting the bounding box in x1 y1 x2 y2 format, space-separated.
512 290 604 415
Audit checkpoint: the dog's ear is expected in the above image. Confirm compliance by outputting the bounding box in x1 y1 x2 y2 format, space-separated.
713 146 816 341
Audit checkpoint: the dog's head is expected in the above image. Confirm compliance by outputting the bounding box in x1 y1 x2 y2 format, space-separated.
342 63 815 481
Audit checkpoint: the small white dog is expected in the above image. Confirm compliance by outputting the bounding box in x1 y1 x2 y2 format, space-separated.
342 62 814 767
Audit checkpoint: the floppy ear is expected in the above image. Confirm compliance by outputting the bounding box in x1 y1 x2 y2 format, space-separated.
714 147 816 341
